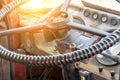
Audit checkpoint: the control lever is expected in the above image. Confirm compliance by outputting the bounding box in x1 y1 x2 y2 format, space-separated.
67 21 110 37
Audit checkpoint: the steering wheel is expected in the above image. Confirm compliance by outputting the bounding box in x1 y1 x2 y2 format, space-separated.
0 0 120 66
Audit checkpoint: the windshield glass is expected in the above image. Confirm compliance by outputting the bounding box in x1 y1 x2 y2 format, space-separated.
83 0 120 11
19 0 120 11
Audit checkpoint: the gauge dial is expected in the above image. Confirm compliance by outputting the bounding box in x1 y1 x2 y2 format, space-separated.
84 9 90 17
101 15 108 23
110 18 118 26
92 12 99 20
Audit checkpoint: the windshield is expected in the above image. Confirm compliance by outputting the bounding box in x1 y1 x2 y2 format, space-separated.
19 0 120 11
83 0 120 11
18 0 120 25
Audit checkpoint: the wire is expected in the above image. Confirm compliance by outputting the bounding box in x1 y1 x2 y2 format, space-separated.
0 0 28 20
0 0 120 66
0 30 119 66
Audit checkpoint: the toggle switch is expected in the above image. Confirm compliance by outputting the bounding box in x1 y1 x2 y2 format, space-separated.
98 66 103 73
110 70 115 77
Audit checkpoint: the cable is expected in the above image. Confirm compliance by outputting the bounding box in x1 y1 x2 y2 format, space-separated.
0 0 120 66
0 30 119 66
0 0 28 20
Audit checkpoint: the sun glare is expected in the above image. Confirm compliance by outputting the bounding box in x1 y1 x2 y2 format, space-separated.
28 0 43 9
20 0 64 9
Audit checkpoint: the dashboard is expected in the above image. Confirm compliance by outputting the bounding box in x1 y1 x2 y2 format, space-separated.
0 0 120 80
17 0 120 80
69 1 120 32
19 0 120 79
67 1 120 80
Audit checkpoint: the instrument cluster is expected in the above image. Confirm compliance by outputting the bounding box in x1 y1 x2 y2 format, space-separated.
68 2 120 80
83 8 120 26
69 4 120 32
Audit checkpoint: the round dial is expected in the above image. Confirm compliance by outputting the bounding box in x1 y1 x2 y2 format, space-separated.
110 18 118 26
101 15 108 23
84 9 90 17
92 12 99 20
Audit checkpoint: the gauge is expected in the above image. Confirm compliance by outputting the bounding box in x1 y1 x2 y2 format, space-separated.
83 9 90 17
110 18 118 26
101 15 108 23
92 12 99 20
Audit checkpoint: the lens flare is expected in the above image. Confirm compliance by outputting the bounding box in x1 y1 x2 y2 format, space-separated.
28 0 42 9
20 0 64 9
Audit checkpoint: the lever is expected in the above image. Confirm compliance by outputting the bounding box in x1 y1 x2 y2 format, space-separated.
67 21 110 37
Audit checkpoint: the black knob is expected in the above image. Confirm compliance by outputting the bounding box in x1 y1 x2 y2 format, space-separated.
98 66 103 73
110 70 115 77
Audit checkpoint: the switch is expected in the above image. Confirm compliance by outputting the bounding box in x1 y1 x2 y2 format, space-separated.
98 66 103 73
110 70 115 77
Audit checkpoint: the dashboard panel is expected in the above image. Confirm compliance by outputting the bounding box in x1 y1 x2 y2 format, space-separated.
69 3 120 32
67 1 120 80
16 0 120 80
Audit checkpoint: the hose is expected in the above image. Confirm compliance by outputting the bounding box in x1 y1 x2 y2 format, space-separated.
0 30 120 66
0 0 28 20
0 0 120 66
